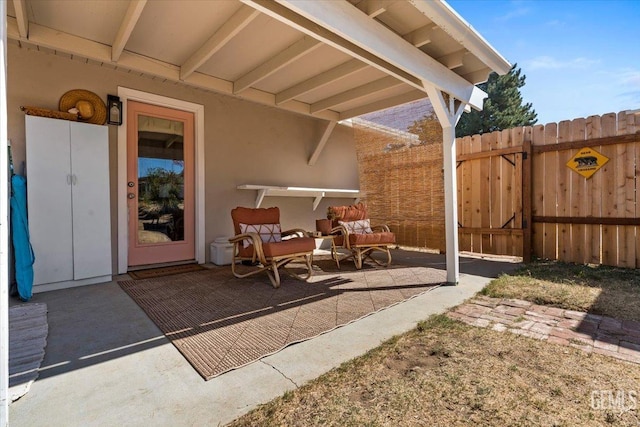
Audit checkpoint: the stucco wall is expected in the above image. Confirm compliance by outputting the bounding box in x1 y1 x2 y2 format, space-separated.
7 43 360 269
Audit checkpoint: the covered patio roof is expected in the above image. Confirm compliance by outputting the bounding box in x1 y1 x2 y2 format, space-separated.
1 2 514 423
5 0 510 120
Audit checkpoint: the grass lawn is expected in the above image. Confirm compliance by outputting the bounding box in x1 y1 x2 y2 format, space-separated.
229 260 640 427
481 260 640 321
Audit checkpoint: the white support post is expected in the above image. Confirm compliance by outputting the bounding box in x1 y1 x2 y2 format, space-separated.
0 1 10 423
441 123 459 284
426 86 468 285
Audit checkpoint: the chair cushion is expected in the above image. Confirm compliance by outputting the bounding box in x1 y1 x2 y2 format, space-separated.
338 219 372 234
262 237 315 258
328 203 367 226
231 206 280 235
239 223 281 248
349 232 396 246
237 237 315 259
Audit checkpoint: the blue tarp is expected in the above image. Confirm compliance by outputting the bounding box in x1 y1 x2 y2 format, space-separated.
10 174 34 301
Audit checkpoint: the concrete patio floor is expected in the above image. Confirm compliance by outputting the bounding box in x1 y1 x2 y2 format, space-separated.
8 250 520 427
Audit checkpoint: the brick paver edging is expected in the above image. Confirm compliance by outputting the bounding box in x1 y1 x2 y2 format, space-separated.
447 295 640 364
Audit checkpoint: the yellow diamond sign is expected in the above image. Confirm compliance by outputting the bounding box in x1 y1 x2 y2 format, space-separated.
566 147 609 179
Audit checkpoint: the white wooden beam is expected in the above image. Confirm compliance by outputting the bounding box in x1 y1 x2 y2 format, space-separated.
438 49 467 70
408 0 511 75
233 36 322 94
310 75 403 114
242 0 421 88
402 24 435 48
276 59 367 105
243 0 488 109
180 5 259 80
185 70 340 120
339 89 426 120
462 68 492 85
12 0 29 39
111 0 147 62
308 120 337 165
6 18 340 122
355 0 397 18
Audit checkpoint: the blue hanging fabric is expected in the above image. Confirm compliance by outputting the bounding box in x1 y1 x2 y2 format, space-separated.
10 174 35 301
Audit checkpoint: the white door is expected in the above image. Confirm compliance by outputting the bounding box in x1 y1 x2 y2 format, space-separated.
69 122 112 280
26 116 74 285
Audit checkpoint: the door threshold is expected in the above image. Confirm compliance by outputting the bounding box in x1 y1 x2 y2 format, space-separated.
128 260 198 272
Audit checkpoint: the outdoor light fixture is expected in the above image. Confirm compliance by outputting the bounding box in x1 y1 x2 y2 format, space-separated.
107 94 122 126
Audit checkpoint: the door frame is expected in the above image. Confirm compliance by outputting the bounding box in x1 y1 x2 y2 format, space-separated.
117 87 205 274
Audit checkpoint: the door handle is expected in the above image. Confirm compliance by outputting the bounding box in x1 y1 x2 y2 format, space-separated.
128 193 135 199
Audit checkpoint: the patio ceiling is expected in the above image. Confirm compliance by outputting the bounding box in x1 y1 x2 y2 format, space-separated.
5 0 511 121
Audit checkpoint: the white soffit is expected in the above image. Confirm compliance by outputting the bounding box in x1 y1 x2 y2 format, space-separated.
5 0 511 120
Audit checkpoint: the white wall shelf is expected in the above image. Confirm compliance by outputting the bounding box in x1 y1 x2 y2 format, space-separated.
237 184 361 210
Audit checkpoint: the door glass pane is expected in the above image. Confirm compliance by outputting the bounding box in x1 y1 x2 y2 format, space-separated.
136 115 185 244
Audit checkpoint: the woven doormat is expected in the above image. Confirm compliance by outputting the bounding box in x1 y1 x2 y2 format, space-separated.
9 303 48 401
128 263 205 280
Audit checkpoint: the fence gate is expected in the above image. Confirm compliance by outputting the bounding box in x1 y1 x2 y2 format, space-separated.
530 112 640 268
456 128 532 261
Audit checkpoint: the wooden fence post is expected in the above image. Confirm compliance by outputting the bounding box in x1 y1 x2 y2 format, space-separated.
522 139 532 262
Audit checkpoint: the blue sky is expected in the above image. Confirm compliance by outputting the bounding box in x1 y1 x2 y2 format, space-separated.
447 0 640 125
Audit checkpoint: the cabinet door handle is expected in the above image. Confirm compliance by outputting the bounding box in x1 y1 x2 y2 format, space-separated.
72 174 77 185
67 174 72 185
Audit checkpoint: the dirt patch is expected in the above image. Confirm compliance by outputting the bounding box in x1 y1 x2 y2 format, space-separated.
229 315 640 426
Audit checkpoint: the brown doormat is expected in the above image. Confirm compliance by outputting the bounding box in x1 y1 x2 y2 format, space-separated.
118 260 444 380
127 263 205 280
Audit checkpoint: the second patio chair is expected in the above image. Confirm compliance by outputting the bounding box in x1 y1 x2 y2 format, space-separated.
229 206 315 288
328 203 396 269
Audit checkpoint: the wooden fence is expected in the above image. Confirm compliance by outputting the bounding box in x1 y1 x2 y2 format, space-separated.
456 127 530 259
457 110 640 267
353 110 639 267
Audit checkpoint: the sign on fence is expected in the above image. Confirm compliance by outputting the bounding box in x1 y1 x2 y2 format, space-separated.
566 147 609 179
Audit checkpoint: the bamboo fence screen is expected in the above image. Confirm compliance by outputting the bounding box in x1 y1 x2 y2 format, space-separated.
353 119 446 252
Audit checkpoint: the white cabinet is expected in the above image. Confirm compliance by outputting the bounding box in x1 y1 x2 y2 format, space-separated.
26 115 112 291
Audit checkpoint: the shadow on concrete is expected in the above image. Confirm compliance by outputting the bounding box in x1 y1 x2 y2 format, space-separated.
388 249 521 278
11 249 520 381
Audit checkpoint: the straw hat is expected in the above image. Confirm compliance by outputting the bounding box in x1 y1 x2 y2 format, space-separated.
59 89 107 125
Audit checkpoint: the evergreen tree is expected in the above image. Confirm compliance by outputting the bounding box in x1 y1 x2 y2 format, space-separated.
456 65 537 138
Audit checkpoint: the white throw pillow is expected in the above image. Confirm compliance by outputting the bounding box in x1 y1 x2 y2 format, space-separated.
239 223 282 248
338 219 373 234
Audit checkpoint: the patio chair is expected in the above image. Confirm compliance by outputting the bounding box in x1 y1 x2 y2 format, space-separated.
229 206 315 288
327 203 396 269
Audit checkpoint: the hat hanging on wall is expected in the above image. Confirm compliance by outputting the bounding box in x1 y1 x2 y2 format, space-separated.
59 89 107 125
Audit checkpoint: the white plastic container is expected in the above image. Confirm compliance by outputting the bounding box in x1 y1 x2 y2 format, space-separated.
210 237 234 265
